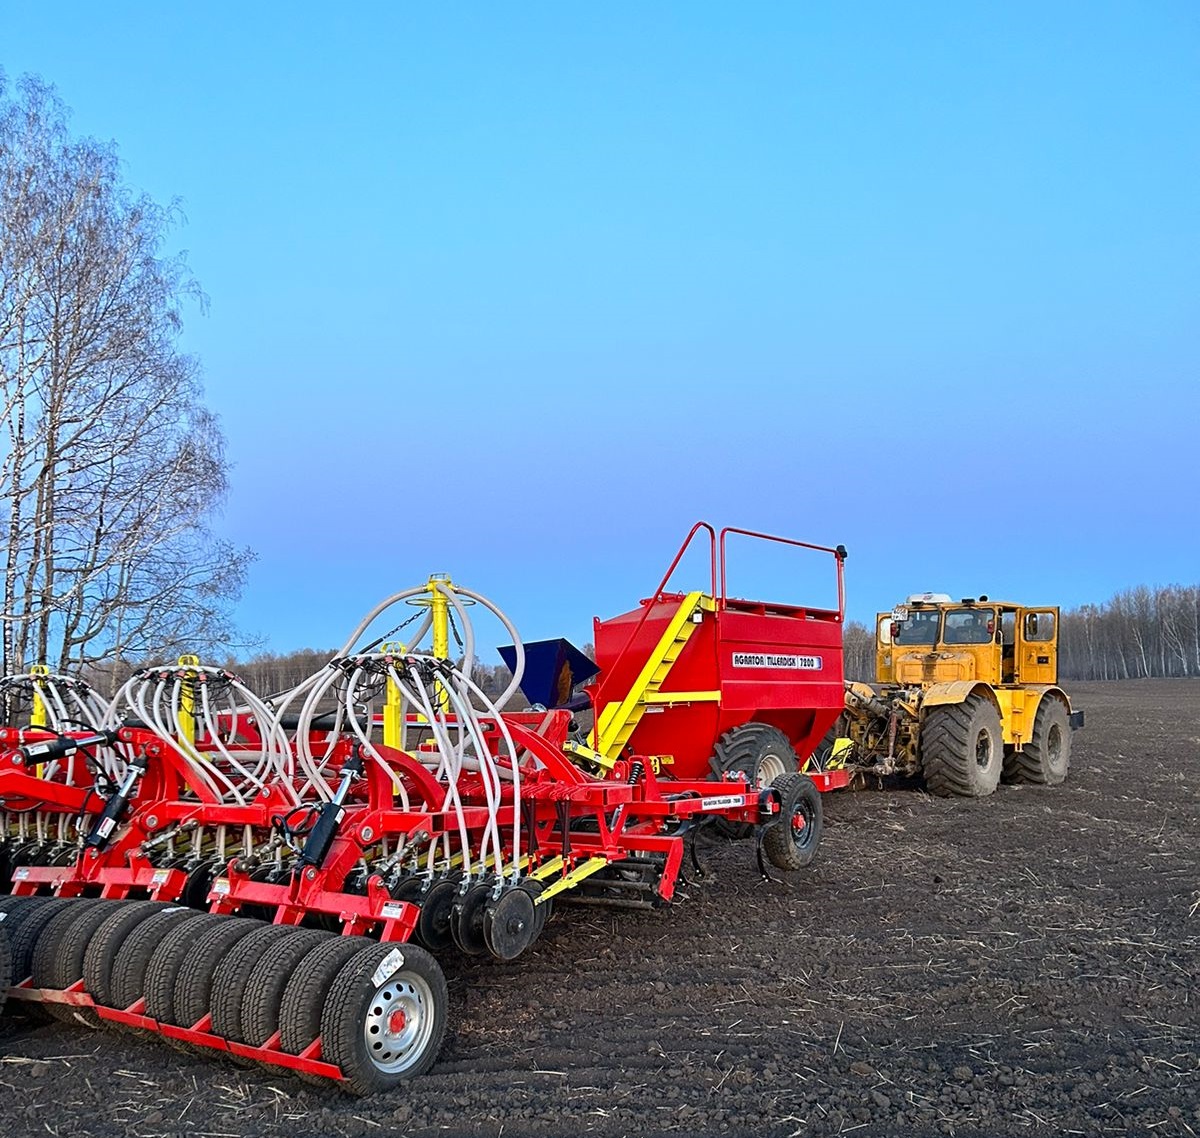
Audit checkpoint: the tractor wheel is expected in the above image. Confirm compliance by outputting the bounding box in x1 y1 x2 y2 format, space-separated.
240 928 332 1048
108 907 203 1014
919 694 1003 798
143 912 228 1023
762 773 824 871
172 917 264 1030
82 901 166 1008
320 942 448 1094
1004 696 1071 786
711 724 800 839
209 924 296 1050
280 935 375 1084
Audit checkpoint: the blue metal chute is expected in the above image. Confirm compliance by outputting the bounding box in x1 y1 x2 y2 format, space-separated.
497 639 600 709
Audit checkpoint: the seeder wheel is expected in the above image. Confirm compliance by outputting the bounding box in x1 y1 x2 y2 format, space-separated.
210 924 296 1048
240 928 331 1049
280 935 375 1085
83 900 168 1008
172 917 265 1031
109 907 205 1016
31 898 109 1024
0 923 11 1018
450 882 492 956
414 879 458 951
483 887 537 961
762 773 823 872
320 942 448 1094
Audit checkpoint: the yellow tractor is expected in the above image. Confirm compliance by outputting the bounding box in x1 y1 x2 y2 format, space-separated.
839 593 1084 797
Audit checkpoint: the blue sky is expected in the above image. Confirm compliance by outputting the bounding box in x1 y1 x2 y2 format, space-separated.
3 3 1198 655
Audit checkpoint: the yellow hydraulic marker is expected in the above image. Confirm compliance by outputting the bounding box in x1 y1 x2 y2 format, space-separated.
29 663 50 729
29 663 49 776
177 654 201 751
381 640 406 752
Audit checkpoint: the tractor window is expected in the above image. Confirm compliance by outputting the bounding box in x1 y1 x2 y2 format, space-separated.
943 608 993 644
1024 611 1056 642
894 610 940 644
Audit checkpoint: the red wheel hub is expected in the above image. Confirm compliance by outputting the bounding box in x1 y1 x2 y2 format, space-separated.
387 1007 408 1034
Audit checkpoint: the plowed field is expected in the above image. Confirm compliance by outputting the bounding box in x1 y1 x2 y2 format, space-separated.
2 679 1197 1137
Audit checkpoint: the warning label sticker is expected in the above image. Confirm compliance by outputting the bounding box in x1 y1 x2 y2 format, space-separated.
731 653 822 670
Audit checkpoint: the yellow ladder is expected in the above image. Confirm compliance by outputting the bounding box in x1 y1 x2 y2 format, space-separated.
590 591 717 763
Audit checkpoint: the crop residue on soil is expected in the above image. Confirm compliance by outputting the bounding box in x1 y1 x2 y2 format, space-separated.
1 679 1197 1137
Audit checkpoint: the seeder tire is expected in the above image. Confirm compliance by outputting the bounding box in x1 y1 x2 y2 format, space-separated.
8 896 75 984
82 901 166 1008
0 924 11 1018
109 907 203 1014
241 928 332 1049
320 942 448 1094
37 899 117 1027
711 724 800 839
209 924 295 1047
31 898 108 1023
415 879 459 952
762 773 823 872
919 694 1003 798
172 917 264 1030
1003 696 1071 786
280 935 374 1083
143 912 229 1023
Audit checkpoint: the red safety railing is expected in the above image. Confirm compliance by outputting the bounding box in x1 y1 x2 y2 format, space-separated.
718 526 846 622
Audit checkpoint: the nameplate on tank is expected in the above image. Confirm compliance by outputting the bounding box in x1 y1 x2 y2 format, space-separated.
731 653 822 670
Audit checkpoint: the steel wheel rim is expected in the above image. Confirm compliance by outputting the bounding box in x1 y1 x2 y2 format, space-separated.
975 731 993 768
1047 723 1063 765
363 973 435 1074
757 754 787 787
790 798 814 850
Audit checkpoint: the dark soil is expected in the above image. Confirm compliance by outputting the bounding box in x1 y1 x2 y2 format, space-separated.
2 679 1197 1136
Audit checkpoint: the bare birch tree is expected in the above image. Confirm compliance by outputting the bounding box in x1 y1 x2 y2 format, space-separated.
1 74 252 676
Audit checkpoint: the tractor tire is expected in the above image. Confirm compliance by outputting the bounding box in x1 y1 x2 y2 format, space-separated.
108 907 203 1013
31 898 107 1022
82 901 166 1008
172 917 264 1030
919 694 1003 798
319 942 448 1094
143 912 229 1023
280 935 375 1083
1004 696 1071 786
711 724 800 839
240 928 332 1049
762 773 824 871
209 924 296 1047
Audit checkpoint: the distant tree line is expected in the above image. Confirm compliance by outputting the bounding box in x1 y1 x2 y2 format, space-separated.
841 584 1200 683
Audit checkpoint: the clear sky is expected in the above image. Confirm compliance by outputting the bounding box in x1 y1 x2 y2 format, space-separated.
3 3 1198 655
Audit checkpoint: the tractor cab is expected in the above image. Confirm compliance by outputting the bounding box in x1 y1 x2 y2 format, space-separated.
876 594 1060 689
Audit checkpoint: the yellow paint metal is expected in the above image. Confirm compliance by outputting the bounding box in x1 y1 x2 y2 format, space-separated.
564 740 615 771
429 575 452 713
381 641 406 752
536 855 609 903
177 655 201 749
29 664 49 729
529 856 565 881
641 690 720 704
590 591 715 762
